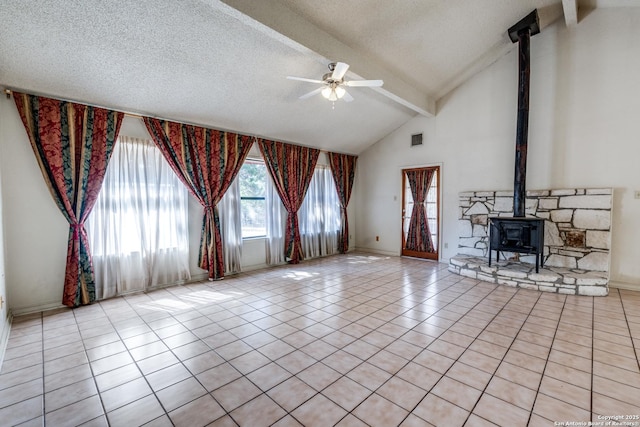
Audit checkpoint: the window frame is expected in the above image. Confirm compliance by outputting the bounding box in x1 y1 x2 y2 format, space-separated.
238 159 268 239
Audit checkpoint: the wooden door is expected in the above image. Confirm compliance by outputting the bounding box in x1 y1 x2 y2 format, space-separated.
401 166 440 260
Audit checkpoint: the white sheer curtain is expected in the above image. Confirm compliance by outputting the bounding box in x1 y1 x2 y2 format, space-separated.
265 174 287 265
299 167 341 258
219 177 243 274
265 166 340 264
87 136 190 299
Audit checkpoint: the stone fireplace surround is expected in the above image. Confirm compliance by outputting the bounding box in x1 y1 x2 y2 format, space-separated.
448 188 612 296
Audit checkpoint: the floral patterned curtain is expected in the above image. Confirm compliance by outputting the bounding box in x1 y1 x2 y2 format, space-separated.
258 139 319 264
13 92 123 307
405 169 435 253
328 152 357 254
144 118 252 280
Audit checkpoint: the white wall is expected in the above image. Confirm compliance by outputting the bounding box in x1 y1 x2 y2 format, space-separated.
0 107 357 313
0 100 10 364
355 8 640 289
0 98 69 313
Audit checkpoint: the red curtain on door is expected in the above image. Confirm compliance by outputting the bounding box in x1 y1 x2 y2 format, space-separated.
13 92 124 307
258 139 319 264
144 118 252 280
327 152 357 253
405 169 435 253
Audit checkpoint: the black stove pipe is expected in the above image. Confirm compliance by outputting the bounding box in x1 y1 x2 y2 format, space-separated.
508 10 539 217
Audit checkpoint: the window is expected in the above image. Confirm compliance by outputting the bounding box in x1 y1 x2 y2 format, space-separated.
238 160 267 238
86 136 190 298
299 167 341 258
237 160 342 260
263 165 341 263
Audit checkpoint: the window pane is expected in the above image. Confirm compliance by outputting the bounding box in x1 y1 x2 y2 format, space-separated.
298 167 341 258
241 198 266 238
239 161 267 238
88 139 189 256
239 162 267 198
86 136 190 298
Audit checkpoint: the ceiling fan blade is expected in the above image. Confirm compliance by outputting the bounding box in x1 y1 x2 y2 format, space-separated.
299 87 324 100
331 62 349 80
345 79 384 87
287 76 324 84
342 90 354 102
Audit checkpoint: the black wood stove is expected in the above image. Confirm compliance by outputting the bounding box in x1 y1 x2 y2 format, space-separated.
488 10 545 273
489 217 545 272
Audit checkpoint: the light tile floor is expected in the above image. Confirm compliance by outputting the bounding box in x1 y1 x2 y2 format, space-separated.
1 253 639 426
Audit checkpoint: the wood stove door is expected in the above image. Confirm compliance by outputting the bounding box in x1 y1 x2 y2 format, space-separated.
401 166 440 260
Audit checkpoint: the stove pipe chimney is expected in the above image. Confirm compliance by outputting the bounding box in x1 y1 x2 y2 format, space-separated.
508 10 540 217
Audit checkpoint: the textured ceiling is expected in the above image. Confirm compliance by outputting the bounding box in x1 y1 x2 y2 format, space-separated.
0 0 632 154
275 0 562 98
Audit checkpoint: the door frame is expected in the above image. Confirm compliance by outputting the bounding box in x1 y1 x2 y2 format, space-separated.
401 164 442 261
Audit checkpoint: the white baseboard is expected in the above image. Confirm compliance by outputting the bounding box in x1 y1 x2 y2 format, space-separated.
238 262 271 273
0 311 13 371
608 280 640 291
186 273 209 283
11 301 66 317
354 247 400 257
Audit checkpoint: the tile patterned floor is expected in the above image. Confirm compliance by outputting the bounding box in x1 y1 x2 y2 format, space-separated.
1 253 639 426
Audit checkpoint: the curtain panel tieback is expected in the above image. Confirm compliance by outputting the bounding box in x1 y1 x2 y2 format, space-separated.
13 92 124 307
258 139 320 264
327 152 358 254
143 117 252 280
70 223 83 239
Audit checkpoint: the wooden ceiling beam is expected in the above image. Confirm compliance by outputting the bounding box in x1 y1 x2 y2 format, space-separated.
215 0 435 116
562 0 579 26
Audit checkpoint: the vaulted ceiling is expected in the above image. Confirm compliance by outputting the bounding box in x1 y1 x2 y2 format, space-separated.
0 0 628 154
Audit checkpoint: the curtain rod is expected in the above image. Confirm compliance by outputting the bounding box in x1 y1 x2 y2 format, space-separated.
3 88 355 156
3 88 225 131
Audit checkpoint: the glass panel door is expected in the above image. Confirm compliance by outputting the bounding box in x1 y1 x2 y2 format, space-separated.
401 166 440 260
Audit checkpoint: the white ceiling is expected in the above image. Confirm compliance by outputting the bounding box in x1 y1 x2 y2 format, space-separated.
0 0 631 154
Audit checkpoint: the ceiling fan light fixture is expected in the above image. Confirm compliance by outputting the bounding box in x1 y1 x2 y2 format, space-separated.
322 83 345 102
288 61 382 103
322 86 340 101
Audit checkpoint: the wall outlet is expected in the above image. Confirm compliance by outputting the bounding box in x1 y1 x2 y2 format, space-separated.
375 236 379 241
444 243 448 249
635 190 640 199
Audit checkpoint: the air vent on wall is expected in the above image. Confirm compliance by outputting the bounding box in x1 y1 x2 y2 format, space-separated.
411 133 423 147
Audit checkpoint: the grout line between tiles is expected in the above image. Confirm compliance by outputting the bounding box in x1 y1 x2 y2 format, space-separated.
275 262 457 425
617 287 640 374
591 290 596 421
118 285 231 425
5 254 640 426
39 311 45 426
456 285 543 426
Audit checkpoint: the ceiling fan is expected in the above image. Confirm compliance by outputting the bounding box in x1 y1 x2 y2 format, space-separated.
287 62 383 103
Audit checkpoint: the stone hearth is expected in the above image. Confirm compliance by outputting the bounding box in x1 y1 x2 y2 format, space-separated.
451 188 612 295
449 255 608 296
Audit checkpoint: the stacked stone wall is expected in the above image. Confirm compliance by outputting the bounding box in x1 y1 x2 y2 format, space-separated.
457 188 612 273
